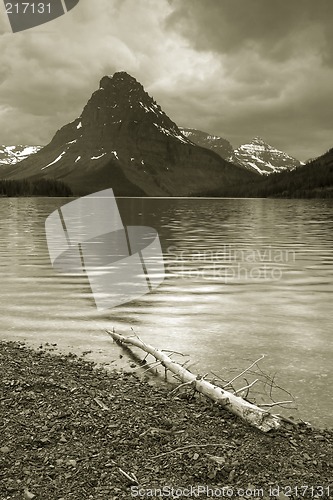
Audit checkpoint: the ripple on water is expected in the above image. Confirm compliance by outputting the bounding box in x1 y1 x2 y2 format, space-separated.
0 197 332 427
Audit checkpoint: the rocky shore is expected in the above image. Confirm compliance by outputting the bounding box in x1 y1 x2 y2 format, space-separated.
0 341 332 499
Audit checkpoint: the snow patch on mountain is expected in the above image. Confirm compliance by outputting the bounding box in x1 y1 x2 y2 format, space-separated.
41 151 66 170
91 153 106 160
155 124 189 144
0 145 42 166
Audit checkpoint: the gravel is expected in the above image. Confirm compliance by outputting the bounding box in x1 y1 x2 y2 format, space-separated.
0 341 332 499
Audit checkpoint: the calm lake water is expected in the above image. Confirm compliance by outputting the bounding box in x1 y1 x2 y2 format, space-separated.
1 196 332 427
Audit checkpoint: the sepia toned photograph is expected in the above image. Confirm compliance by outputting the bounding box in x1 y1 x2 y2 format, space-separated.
0 1 332 498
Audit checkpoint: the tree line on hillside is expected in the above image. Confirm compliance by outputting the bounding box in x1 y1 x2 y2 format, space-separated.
0 178 73 197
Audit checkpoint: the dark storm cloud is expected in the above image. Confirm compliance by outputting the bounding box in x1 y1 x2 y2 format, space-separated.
167 0 333 64
162 0 333 159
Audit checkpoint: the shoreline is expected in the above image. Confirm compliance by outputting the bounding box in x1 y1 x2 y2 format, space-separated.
0 340 332 499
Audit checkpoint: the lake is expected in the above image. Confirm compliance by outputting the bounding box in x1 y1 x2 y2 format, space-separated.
0 196 332 427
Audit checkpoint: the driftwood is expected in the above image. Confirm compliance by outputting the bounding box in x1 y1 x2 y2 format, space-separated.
107 330 283 432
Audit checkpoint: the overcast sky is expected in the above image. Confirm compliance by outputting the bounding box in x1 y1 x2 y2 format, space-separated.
1 0 333 161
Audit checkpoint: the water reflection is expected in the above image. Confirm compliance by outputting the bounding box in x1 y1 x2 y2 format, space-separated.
0 197 332 427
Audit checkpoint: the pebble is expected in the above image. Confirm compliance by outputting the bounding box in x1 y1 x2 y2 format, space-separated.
23 490 36 500
228 469 236 482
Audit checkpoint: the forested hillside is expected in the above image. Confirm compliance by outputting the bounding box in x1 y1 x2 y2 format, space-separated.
0 178 73 197
195 148 333 198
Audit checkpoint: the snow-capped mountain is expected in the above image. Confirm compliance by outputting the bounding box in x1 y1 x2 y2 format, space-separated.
233 137 303 174
0 145 42 166
4 72 252 196
179 130 302 175
179 128 234 162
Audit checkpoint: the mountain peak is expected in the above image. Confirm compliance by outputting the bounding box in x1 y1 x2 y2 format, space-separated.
180 129 301 175
1 71 255 196
251 136 266 144
84 71 184 139
234 137 302 174
99 71 140 90
6 72 244 196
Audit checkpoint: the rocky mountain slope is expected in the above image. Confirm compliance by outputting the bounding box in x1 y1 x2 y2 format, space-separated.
0 145 42 166
3 72 253 196
182 130 303 175
233 137 303 174
179 128 234 162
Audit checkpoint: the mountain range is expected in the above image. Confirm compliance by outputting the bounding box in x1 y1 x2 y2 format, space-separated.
2 72 254 196
0 133 304 177
1 127 303 180
179 129 303 175
1 71 332 197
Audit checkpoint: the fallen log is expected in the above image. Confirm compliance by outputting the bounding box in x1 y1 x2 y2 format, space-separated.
106 330 283 432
